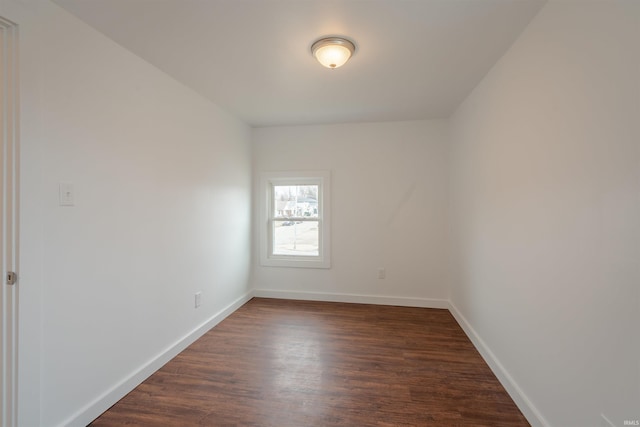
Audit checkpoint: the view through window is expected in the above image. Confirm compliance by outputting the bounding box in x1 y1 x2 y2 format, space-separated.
272 184 319 256
260 171 330 268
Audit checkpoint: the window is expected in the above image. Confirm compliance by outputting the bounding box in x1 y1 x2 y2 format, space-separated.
260 171 330 268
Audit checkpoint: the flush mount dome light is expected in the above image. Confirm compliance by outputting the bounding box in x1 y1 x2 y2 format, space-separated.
311 37 356 69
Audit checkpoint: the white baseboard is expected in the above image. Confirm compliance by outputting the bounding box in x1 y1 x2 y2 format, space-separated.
448 301 550 427
253 288 449 309
61 291 253 427
59 290 546 427
256 290 545 427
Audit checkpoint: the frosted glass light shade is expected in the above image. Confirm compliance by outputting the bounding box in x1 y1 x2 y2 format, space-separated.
311 37 356 69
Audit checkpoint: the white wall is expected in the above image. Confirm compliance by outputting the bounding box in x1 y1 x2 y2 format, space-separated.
5 0 638 426
252 120 449 307
2 0 253 425
449 1 639 426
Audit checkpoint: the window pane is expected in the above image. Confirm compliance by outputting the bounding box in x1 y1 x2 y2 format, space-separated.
273 185 318 218
273 220 319 256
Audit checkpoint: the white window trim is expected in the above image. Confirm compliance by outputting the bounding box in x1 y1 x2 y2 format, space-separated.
259 171 331 268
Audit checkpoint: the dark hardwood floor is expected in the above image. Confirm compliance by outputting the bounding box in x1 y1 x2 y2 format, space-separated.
90 298 529 426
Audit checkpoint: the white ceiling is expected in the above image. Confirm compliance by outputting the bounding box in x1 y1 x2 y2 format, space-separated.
52 0 546 127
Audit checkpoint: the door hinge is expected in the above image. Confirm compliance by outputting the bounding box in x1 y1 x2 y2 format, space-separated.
6 271 17 285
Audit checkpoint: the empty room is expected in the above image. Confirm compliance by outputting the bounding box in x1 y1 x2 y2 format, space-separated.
1 0 638 426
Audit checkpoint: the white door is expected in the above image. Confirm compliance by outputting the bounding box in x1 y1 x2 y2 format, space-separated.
0 16 19 427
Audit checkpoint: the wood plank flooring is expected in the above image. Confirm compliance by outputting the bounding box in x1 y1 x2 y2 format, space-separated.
90 298 529 426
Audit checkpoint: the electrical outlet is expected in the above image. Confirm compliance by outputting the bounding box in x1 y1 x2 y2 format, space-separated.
59 182 75 206
195 292 202 308
378 268 386 279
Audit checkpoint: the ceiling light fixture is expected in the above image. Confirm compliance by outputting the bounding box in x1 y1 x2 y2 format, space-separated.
311 37 356 69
